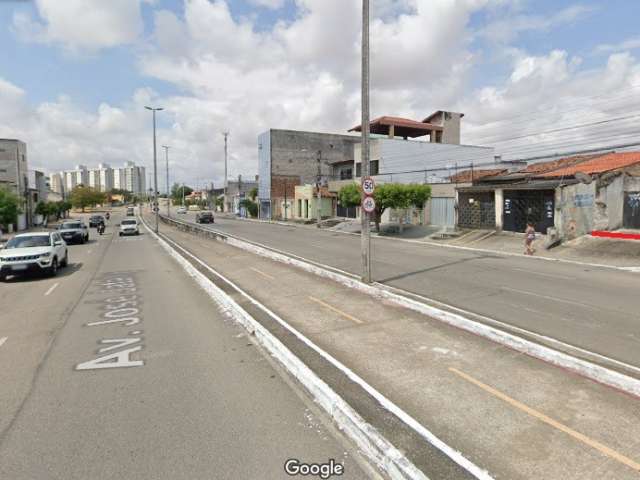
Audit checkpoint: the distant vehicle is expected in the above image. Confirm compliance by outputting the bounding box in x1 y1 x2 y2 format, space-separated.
0 232 68 280
176 207 187 214
188 205 201 211
195 211 215 224
126 207 135 216
119 218 140 236
89 215 105 228
57 221 89 244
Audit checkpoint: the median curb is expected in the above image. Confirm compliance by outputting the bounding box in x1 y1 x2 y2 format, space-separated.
156 214 640 399
140 216 453 480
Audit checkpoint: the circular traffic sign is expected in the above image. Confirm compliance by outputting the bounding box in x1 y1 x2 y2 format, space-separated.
362 176 375 196
362 195 376 213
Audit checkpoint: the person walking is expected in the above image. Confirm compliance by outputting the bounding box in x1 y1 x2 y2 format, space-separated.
524 222 536 255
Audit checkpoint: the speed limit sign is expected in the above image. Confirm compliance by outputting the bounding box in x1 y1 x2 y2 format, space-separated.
362 195 376 213
362 176 375 196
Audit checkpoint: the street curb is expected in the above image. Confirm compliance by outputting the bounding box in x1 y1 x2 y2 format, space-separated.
158 214 640 399
140 216 472 480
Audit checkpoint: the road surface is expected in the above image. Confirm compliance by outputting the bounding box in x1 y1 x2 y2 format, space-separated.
0 212 372 480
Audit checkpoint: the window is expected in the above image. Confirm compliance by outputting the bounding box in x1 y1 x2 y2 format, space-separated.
356 160 378 177
340 168 352 180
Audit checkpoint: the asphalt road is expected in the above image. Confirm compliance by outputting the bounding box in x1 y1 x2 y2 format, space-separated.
0 212 372 480
171 210 640 370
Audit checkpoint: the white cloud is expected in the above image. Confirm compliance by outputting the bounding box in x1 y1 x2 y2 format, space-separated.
248 0 285 9
12 0 145 53
4 0 640 185
595 35 640 55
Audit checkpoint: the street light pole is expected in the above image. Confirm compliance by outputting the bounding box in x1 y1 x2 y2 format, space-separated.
360 0 372 283
162 145 170 218
145 106 163 233
222 131 229 213
316 150 322 228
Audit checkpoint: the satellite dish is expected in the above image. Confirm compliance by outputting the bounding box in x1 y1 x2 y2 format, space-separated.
575 172 592 184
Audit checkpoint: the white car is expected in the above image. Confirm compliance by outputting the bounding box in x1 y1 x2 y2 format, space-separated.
0 232 68 280
119 218 140 236
176 207 187 214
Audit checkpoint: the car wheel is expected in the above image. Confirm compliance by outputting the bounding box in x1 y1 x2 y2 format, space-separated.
0 273 6 282
136 231 140 236
49 258 58 277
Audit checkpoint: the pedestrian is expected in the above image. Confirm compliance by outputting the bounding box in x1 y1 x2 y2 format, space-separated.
524 222 536 255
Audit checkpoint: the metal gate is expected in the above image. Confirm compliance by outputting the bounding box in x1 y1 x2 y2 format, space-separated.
336 205 357 218
503 190 554 233
458 192 495 229
430 197 455 227
623 192 640 228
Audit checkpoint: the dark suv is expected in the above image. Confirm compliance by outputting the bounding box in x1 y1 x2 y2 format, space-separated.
89 215 105 228
195 211 214 224
57 221 89 244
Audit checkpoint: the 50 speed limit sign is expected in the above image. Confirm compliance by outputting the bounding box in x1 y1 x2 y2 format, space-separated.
362 195 376 213
362 176 375 196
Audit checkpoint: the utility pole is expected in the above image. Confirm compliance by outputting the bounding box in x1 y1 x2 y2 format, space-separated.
222 131 229 213
316 150 322 228
283 178 287 221
182 182 185 206
145 106 163 233
360 0 372 283
162 145 170 218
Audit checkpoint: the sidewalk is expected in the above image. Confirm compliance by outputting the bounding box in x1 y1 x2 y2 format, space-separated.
148 212 640 480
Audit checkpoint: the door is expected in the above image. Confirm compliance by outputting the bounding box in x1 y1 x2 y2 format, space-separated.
623 192 640 228
429 197 455 227
503 190 555 233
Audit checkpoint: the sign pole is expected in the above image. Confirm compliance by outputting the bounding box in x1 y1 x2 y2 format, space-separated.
360 0 371 284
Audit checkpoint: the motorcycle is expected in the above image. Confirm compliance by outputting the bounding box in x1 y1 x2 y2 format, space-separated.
105 212 111 221
98 222 105 235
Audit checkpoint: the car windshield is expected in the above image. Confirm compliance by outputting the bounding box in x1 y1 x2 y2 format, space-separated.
60 223 82 229
5 235 50 249
122 220 137 225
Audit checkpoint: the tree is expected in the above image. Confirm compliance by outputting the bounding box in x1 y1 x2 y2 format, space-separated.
171 183 193 206
0 188 21 229
215 197 223 211
240 199 258 218
109 188 133 203
372 183 431 232
248 187 258 201
70 186 107 212
338 183 361 210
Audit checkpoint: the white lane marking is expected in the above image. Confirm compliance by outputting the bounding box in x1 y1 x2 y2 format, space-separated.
0 337 7 348
87 249 92 254
501 286 592 308
508 267 574 280
249 267 275 280
44 282 59 296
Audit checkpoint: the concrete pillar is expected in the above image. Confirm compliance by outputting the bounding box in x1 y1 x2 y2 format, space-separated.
495 189 503 230
430 130 436 142
388 124 395 139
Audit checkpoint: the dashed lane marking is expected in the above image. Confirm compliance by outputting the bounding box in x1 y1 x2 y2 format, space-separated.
501 286 594 309
307 296 364 325
449 367 640 473
0 337 7 348
249 267 276 280
44 282 59 297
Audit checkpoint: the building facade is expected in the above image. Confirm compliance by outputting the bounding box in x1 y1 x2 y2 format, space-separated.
258 129 359 219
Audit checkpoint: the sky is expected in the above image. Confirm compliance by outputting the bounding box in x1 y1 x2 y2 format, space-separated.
1 0 640 188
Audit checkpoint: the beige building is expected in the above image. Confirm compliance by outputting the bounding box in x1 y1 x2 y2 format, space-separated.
293 185 336 221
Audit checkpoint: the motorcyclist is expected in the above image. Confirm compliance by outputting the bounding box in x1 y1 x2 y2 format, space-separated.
105 212 111 221
97 219 106 235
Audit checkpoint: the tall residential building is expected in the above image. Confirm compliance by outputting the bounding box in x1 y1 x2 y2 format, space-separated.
49 172 64 195
88 163 113 192
0 138 28 197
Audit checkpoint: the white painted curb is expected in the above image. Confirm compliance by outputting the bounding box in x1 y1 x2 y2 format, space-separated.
141 217 489 480
160 215 640 399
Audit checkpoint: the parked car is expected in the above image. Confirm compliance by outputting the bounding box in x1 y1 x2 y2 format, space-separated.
57 220 89 244
188 205 201 211
0 232 68 280
89 215 105 228
119 218 140 236
195 211 215 224
126 207 135 217
176 207 187 214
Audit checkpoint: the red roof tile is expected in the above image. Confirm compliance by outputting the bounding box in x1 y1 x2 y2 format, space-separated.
540 152 640 178
521 155 601 174
449 168 507 183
